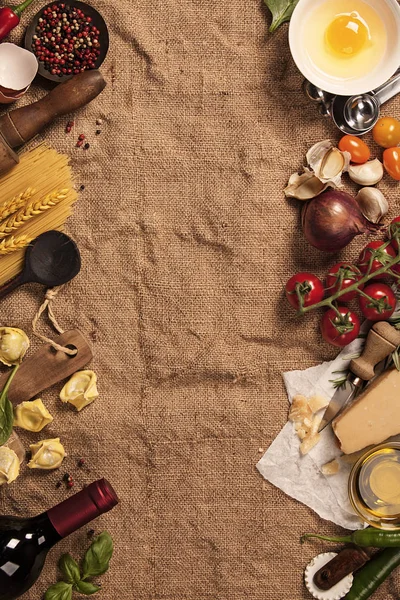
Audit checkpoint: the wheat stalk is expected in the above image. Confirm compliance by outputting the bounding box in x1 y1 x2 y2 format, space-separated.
0 189 68 239
0 234 32 255
0 188 35 221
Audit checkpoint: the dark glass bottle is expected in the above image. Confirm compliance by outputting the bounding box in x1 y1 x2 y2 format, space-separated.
0 479 118 600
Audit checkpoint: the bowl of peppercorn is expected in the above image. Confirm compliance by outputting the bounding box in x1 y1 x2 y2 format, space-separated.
25 0 109 82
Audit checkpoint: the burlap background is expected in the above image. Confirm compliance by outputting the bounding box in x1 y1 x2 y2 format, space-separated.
0 0 399 598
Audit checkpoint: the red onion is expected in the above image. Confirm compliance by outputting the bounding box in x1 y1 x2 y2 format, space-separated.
302 190 381 253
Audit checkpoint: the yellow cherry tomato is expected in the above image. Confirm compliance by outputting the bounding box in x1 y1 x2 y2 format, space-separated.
383 147 400 180
338 135 370 163
373 117 400 148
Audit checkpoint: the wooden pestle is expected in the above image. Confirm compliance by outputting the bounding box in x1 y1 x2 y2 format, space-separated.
0 70 106 173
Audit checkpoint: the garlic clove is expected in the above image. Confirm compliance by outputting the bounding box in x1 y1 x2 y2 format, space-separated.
284 169 336 200
320 147 348 180
306 139 350 185
306 140 333 168
348 159 384 186
355 187 388 224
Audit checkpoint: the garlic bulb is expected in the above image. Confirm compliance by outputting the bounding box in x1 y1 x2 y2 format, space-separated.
60 370 98 411
0 327 29 366
28 438 65 470
348 159 384 186
306 140 350 186
355 188 388 224
284 169 336 200
14 399 53 432
0 446 20 485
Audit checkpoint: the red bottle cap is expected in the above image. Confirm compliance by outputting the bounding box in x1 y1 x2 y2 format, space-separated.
48 478 119 538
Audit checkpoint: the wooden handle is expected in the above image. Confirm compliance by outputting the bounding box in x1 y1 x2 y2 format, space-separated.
1 329 93 406
350 322 400 380
0 71 106 147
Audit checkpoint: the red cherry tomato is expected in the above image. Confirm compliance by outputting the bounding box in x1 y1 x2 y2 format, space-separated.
383 147 400 180
373 117 400 148
285 272 324 309
389 216 400 252
338 135 370 164
320 306 360 347
325 262 364 302
357 241 396 280
359 283 397 321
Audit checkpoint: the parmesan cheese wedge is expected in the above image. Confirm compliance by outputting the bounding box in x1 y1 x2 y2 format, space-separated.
333 368 400 454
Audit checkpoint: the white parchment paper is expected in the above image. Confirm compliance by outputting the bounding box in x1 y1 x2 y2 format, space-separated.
257 335 367 530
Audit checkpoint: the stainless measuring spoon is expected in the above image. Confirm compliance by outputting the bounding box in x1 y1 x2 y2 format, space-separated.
331 70 400 135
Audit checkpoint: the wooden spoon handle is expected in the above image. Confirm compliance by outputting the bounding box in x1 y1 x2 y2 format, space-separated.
0 273 26 299
350 322 400 381
0 70 106 147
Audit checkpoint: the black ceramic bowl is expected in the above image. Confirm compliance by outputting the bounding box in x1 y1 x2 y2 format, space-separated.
25 0 109 83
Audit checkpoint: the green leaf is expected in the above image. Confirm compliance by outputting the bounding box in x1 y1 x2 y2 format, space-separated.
264 0 299 32
82 531 113 579
75 580 101 595
0 365 18 445
44 582 73 600
59 553 81 584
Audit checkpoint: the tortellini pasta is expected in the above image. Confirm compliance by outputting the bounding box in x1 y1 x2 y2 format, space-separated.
0 446 20 484
0 327 29 366
14 399 53 432
60 370 98 411
27 438 65 470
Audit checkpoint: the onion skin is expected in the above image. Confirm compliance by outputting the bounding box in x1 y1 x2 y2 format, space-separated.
302 190 381 252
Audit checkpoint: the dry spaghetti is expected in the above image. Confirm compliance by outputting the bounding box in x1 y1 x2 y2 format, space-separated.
0 145 77 286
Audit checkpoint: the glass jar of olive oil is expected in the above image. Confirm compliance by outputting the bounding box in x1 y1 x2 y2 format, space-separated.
349 443 400 529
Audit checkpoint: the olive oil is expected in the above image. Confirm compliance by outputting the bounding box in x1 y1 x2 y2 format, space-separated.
349 443 400 529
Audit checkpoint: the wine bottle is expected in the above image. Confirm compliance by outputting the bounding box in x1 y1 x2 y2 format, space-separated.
0 478 118 600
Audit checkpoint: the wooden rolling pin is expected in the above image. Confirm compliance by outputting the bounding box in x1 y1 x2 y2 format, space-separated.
0 70 106 174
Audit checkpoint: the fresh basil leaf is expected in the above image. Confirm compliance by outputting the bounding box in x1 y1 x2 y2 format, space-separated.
0 365 19 445
264 0 299 32
75 580 101 595
82 531 113 579
44 582 73 600
59 553 81 584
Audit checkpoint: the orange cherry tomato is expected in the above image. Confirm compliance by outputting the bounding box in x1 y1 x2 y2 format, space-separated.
372 117 400 148
383 147 400 180
338 135 370 163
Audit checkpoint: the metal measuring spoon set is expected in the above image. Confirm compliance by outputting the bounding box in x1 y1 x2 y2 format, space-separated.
304 70 400 135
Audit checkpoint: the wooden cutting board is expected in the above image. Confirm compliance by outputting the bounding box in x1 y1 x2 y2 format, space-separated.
0 329 93 406
0 330 93 462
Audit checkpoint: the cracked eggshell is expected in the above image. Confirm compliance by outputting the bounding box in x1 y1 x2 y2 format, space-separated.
0 44 38 93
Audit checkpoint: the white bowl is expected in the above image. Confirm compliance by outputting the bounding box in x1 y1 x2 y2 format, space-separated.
289 0 400 95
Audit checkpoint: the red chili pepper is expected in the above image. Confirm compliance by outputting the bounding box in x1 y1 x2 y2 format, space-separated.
0 0 36 41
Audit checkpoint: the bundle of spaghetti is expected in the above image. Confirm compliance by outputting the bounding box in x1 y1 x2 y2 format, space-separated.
0 144 77 286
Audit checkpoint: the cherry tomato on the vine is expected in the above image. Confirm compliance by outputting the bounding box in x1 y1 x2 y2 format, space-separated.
285 272 324 309
338 135 370 164
359 283 397 321
325 262 364 302
389 216 400 252
320 306 360 347
383 147 400 181
372 117 400 149
357 240 396 280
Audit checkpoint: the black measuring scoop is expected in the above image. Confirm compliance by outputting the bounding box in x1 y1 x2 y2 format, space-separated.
0 230 81 299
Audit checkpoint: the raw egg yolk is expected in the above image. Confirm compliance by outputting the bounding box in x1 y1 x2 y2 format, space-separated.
325 12 369 57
